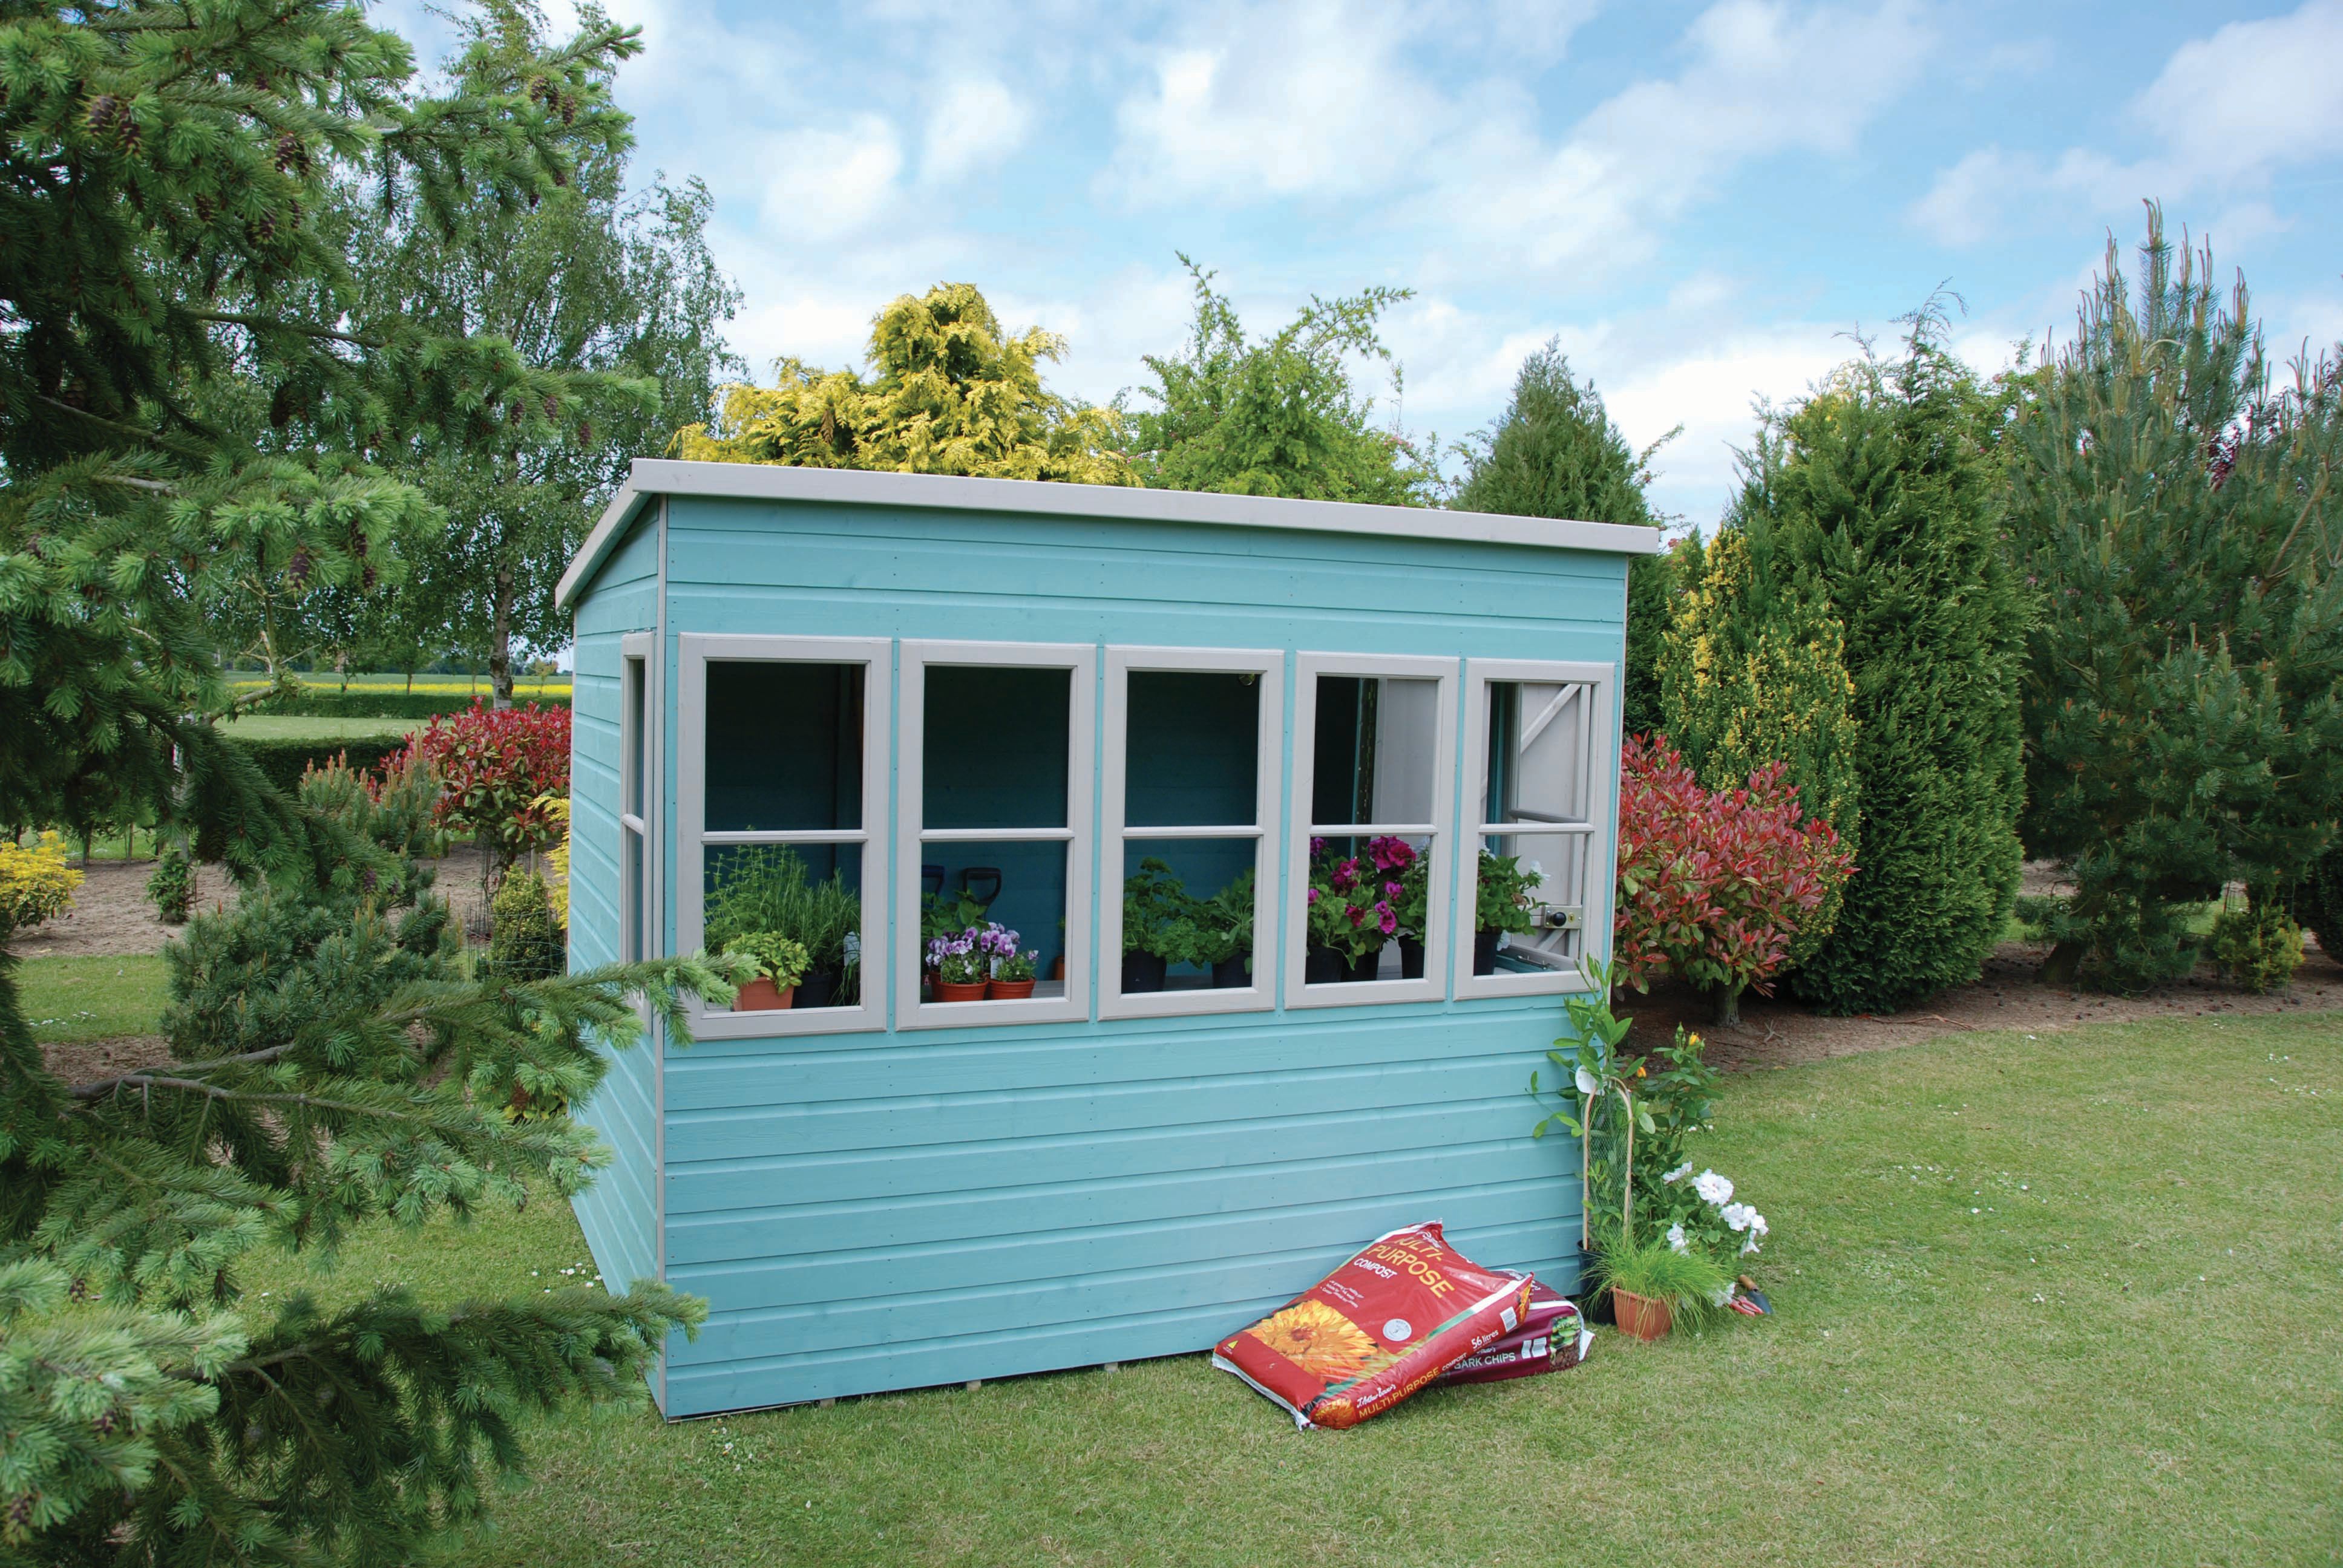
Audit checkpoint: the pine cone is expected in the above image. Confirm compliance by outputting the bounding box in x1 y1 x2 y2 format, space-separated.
86 94 120 134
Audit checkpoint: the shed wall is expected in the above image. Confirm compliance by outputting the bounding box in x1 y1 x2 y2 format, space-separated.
632 496 1624 1414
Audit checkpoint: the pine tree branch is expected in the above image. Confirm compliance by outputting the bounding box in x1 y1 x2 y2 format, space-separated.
68 1040 303 1099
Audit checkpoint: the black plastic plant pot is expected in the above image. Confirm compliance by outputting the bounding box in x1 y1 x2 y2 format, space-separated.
796 966 839 1010
1473 928 1502 976
1211 956 1251 989
1579 1250 1614 1324
1342 950 1382 984
1304 947 1342 985
1397 936 1426 979
1122 952 1169 993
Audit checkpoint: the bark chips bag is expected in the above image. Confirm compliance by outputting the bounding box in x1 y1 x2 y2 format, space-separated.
1432 1287 1591 1387
1212 1221 1532 1429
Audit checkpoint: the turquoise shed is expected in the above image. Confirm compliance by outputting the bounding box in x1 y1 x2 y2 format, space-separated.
554 459 1661 1417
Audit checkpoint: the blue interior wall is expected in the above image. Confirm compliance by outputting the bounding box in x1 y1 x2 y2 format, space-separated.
589 495 1627 1416
566 514 663 1311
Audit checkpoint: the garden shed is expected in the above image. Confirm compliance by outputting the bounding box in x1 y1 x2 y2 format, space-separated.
555 459 1662 1417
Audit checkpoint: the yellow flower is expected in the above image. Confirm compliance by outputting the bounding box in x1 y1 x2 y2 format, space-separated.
1247 1299 1376 1380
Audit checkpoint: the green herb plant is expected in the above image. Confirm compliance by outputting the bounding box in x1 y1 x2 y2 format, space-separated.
1590 1227 1731 1316
723 931 811 988
1476 849 1544 935
1122 858 1190 957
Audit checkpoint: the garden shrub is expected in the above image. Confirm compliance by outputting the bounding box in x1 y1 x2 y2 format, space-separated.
1612 734 1854 1024
2301 846 2343 965
2207 901 2304 994
1738 319 2028 1015
219 733 408 796
0 832 82 939
251 688 570 720
1657 528 1860 964
387 701 571 869
488 869 565 982
145 848 194 924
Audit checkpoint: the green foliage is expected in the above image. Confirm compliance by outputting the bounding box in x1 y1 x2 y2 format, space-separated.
0 835 81 941
1657 528 1861 961
145 849 195 926
1474 850 1544 935
719 931 810 990
1122 258 1436 504
489 870 565 982
678 282 1133 485
2008 209 2343 993
1738 315 2029 1014
221 735 409 797
1624 551 1679 741
704 847 861 978
255 688 570 719
2206 900 2304 994
1122 858 1190 958
2300 846 2343 964
1158 869 1254 968
1589 1227 1731 1316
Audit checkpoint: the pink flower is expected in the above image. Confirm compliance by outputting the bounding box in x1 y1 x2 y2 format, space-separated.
1310 836 1328 856
1346 904 1366 928
1384 881 1402 900
1306 887 1322 904
1368 835 1416 872
1377 904 1397 935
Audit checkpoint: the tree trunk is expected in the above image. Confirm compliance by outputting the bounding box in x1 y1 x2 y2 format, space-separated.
489 564 516 710
2039 939 2085 988
1709 980 1743 1028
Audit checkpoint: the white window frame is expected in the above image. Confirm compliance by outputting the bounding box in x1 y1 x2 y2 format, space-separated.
675 633 893 1039
1100 646 1285 1020
1283 652 1458 1008
1455 658 1616 1001
898 640 1097 1030
618 635 655 1001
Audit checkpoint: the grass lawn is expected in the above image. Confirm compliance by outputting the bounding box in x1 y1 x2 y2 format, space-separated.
238 1011 2343 1568
217 713 422 742
18 953 172 1042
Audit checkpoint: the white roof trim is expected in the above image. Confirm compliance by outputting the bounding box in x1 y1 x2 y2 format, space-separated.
557 458 1663 609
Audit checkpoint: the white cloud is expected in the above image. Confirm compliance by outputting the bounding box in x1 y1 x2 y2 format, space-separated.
921 77 1034 184
756 115 906 240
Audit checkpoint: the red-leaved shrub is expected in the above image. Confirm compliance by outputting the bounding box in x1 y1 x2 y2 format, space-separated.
386 701 570 867
1613 734 1853 1001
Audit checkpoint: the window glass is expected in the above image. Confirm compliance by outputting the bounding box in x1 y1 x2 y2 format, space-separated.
625 658 647 818
703 843 865 1008
705 661 863 832
1119 838 1258 993
1302 675 1442 986
922 666 1070 829
1126 671 1259 828
1472 680 1596 977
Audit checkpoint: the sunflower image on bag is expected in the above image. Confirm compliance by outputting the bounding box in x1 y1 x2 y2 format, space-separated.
1213 1221 1532 1429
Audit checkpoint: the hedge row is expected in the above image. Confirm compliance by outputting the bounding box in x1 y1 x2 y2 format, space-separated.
246 689 571 719
224 734 409 794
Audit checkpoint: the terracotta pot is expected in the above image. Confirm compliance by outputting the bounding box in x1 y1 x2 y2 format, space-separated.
931 978 988 1003
987 978 1037 1001
1122 952 1168 993
1611 1288 1674 1342
1050 955 1066 981
735 978 796 1011
1472 928 1502 976
1397 935 1426 979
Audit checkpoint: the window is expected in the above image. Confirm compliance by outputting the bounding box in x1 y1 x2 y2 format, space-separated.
1100 648 1284 1018
620 637 653 972
898 642 1096 1027
1285 654 1457 1006
1456 660 1615 998
677 635 891 1037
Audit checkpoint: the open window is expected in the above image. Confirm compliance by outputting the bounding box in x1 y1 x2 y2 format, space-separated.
619 635 654 982
898 642 1095 1028
1456 659 1615 998
1285 653 1457 1006
677 634 891 1037
1100 648 1283 1018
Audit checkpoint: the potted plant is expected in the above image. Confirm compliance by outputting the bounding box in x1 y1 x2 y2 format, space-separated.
1121 858 1188 993
1304 841 1395 983
722 930 811 1011
927 927 988 1002
704 846 862 1008
1472 850 1543 975
1589 1227 1730 1343
1200 869 1255 988
981 922 1038 999
1382 840 1429 978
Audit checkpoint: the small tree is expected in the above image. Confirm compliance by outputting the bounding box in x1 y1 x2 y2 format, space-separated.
390 702 572 873
677 282 1133 484
2007 207 2343 991
1613 734 1855 1025
1657 528 1861 962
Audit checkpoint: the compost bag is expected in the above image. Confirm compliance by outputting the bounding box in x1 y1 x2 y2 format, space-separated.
1213 1221 1532 1429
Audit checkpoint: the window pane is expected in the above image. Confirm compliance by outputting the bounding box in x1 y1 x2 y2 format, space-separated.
922 665 1070 829
704 842 865 1010
1312 675 1438 827
1300 831 1431 984
1119 838 1258 992
1473 829 1586 973
1484 681 1590 828
624 658 646 818
919 839 1067 1001
1126 671 1260 828
705 661 865 832
624 828 645 964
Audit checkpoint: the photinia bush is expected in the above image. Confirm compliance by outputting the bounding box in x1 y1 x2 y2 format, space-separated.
387 701 571 868
1613 734 1853 1021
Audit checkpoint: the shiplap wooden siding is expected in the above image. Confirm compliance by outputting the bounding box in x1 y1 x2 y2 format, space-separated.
567 517 663 1305
571 489 1631 1417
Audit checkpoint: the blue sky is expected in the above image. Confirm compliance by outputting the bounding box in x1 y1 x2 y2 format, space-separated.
386 0 2343 526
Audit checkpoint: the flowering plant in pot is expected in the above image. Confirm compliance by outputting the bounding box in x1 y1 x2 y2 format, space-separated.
926 928 989 1002
721 930 811 1011
1303 839 1398 983
1472 850 1543 974
980 921 1039 999
1121 858 1189 992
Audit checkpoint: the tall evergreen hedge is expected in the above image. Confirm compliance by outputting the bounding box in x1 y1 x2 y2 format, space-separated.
1738 322 2027 1014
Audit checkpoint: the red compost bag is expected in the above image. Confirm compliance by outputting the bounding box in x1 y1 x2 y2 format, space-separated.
1213 1221 1532 1429
1432 1285 1590 1387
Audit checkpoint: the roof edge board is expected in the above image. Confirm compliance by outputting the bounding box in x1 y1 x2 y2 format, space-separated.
558 459 1663 610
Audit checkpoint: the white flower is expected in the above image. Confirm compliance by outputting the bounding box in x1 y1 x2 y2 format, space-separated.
1693 1169 1734 1205
1663 1162 1694 1184
1748 1211 1768 1238
1741 1233 1762 1255
1665 1223 1688 1254
1721 1201 1756 1232
1574 1067 1599 1097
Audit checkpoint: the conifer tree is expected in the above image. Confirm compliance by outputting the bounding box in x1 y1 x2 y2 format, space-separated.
2006 209 2343 992
0 5 732 1560
1450 341 1678 736
1737 318 2028 1014
1657 527 1862 994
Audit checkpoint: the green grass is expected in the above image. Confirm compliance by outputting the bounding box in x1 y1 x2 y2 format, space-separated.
234 1013 2343 1568
217 713 422 742
19 953 172 1043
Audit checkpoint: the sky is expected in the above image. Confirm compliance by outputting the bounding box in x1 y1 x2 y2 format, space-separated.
382 0 2343 528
